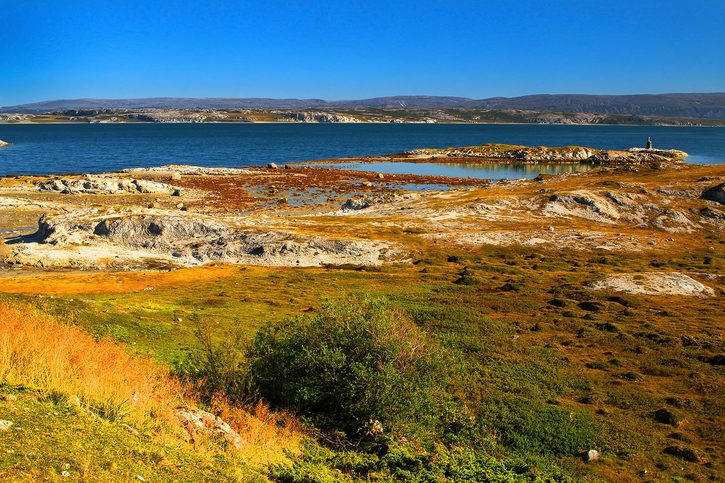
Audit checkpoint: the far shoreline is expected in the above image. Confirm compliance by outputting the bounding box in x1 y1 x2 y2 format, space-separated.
1 120 724 128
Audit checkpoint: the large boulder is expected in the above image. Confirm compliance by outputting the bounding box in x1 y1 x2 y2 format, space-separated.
700 183 725 205
589 272 715 297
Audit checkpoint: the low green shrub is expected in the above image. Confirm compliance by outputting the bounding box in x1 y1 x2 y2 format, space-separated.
247 299 460 439
269 439 568 482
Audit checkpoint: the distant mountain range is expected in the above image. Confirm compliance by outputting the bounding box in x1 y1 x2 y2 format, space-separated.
3 93 725 120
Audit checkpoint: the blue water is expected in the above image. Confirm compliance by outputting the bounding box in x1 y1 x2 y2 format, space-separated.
0 123 723 176
316 161 592 180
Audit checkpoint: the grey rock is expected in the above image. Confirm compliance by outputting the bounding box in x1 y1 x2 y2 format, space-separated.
38 177 174 195
176 406 243 449
19 211 394 268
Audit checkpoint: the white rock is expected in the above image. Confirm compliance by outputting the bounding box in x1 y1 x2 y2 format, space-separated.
590 272 715 297
584 449 599 462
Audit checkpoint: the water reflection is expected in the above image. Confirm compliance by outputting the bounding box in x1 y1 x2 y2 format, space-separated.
317 161 593 180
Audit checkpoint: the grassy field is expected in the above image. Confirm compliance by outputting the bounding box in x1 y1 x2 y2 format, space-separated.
1 239 722 481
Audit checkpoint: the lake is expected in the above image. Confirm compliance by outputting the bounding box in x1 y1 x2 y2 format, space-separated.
0 123 723 177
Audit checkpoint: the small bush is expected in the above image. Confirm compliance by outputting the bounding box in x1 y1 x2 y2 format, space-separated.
247 299 460 438
454 267 478 285
174 322 252 406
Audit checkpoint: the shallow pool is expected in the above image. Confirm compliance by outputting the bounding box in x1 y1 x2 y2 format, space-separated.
316 161 593 180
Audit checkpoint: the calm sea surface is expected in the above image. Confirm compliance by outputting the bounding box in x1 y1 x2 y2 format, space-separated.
0 123 723 177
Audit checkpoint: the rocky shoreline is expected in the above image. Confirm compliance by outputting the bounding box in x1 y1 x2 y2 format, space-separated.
0 145 722 276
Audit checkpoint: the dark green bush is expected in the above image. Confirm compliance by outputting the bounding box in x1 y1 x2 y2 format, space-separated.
247 299 460 438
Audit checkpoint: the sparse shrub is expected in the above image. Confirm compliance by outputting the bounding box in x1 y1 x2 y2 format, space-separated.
596 322 620 333
663 445 700 462
653 408 680 426
174 322 252 406
454 267 479 285
247 299 461 438
578 301 603 312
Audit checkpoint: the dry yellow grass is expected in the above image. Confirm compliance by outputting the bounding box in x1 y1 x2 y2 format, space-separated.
0 301 301 466
0 302 182 426
211 397 303 466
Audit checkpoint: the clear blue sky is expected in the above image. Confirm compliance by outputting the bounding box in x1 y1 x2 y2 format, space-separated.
1 0 724 105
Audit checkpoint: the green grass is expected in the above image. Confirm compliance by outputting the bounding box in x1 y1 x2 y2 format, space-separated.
0 384 263 482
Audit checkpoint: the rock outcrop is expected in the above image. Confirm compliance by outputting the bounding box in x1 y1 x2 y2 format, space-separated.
589 272 715 297
8 210 394 268
37 177 175 195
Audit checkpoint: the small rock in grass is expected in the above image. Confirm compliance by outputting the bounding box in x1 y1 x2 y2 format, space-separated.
5 394 17 402
583 449 599 462
0 420 13 431
171 188 181 197
267 163 278 169
170 172 182 181
61 471 70 477
377 173 385 179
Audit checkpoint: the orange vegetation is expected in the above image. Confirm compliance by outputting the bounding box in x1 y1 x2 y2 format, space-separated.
0 265 240 295
0 301 301 464
0 302 182 425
